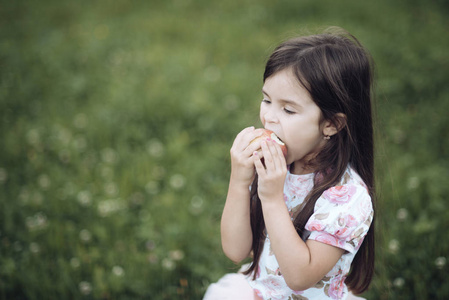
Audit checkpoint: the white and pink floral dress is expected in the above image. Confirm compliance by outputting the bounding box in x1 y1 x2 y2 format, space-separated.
246 166 374 300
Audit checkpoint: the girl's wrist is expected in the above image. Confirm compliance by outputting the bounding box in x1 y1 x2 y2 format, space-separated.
229 173 253 188
259 193 285 208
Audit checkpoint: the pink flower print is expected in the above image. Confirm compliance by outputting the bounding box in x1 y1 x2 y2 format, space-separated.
341 214 358 227
335 214 358 239
254 289 263 298
261 275 290 300
323 185 357 205
327 275 346 299
307 219 325 232
334 227 351 240
288 185 309 199
357 197 373 221
313 233 340 248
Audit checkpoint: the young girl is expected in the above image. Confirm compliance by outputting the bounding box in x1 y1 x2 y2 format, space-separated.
204 28 375 300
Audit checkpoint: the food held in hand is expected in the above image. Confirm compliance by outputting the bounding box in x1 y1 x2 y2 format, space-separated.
251 129 287 158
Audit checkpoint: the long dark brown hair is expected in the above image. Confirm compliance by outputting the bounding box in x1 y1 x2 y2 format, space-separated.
243 28 376 294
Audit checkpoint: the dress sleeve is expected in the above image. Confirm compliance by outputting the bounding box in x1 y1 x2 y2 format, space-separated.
304 184 373 253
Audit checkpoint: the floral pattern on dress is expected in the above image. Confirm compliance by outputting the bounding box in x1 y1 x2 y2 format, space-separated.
306 181 373 254
246 166 373 300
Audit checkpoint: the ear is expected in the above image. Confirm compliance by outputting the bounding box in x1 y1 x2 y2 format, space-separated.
323 113 347 137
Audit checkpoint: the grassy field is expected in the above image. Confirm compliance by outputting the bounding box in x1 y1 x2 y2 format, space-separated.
1 0 448 299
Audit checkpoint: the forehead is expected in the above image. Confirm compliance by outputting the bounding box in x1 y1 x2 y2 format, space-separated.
262 69 313 105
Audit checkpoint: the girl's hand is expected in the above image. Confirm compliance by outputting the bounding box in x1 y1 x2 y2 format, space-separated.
229 127 264 187
254 139 287 204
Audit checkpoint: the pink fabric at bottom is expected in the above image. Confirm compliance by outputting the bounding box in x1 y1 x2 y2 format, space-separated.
203 273 256 300
203 272 366 300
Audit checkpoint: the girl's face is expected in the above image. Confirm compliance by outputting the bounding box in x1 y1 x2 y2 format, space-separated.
260 68 331 175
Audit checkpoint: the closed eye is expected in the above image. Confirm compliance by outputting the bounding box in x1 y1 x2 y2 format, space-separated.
284 108 295 114
262 99 271 104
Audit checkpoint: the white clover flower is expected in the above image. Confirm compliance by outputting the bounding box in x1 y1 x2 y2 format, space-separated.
393 277 405 288
190 195 204 215
169 250 185 261
104 182 119 197
29 242 40 254
396 208 408 221
77 191 92 207
101 148 118 164
170 174 186 190
112 266 124 276
147 139 164 158
97 199 124 217
70 257 81 268
38 174 51 190
79 229 92 243
407 176 420 190
391 128 405 144
79 281 92 295
388 239 400 254
162 258 175 271
435 257 446 269
26 212 48 231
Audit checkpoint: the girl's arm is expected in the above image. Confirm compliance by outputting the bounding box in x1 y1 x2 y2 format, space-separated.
221 127 263 263
254 140 345 291
261 202 344 290
221 178 253 263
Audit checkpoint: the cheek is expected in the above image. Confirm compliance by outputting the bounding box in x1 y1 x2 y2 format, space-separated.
259 108 265 125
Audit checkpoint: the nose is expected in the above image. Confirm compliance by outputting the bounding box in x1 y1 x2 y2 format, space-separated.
263 108 279 124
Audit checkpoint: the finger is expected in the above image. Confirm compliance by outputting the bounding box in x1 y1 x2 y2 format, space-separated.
242 129 266 155
234 127 263 152
253 151 266 176
233 126 254 147
268 140 285 170
274 140 287 167
260 140 275 170
264 140 278 170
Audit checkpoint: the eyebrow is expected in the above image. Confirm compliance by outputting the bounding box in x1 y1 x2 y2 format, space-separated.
262 89 301 107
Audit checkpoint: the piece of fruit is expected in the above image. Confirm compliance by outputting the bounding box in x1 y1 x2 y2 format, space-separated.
251 129 287 158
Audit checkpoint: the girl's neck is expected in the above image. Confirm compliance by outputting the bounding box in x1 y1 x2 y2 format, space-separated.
290 162 315 176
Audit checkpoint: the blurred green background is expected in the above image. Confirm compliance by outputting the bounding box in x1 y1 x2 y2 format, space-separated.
1 0 448 299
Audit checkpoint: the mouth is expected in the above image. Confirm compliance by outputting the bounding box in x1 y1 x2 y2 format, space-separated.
271 132 285 145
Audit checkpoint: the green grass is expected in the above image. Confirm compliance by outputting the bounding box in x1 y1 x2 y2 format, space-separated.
1 0 448 299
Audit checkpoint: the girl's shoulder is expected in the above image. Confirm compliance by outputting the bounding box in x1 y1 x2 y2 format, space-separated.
339 166 368 190
317 166 371 209
306 167 373 253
